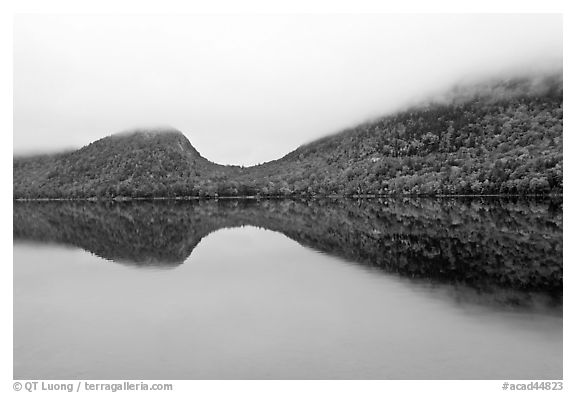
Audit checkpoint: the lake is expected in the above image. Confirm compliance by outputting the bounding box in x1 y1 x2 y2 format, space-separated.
13 198 562 379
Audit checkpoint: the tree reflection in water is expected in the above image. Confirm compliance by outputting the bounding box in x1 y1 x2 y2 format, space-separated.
14 197 562 306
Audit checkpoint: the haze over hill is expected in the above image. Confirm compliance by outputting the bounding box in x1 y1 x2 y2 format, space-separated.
14 14 562 165
13 73 562 199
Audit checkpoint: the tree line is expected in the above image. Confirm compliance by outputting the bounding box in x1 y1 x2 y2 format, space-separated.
13 75 563 199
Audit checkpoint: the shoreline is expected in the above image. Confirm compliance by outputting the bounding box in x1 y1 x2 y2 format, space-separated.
13 193 563 202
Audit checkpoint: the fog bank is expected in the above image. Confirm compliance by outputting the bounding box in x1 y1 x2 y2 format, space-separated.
14 14 562 165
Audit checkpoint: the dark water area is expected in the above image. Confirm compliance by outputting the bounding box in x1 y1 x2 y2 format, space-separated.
13 197 562 379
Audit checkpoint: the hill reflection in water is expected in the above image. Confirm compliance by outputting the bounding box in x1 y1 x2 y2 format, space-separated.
13 198 562 300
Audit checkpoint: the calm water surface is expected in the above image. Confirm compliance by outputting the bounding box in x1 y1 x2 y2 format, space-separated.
13 198 562 379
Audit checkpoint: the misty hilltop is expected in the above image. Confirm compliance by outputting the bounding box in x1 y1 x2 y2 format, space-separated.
13 73 562 199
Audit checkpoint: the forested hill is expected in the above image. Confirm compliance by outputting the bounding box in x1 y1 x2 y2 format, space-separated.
13 74 562 199
14 129 242 198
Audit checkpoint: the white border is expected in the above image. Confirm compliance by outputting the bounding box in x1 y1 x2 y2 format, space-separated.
2 2 570 392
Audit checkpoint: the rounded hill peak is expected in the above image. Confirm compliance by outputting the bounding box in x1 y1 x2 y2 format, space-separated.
111 126 184 139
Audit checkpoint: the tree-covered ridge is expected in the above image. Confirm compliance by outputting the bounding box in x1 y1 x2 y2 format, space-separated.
13 129 241 199
14 197 562 296
253 74 562 196
13 74 562 198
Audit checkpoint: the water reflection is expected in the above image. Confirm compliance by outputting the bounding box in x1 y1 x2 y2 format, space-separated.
13 198 562 296
13 198 563 379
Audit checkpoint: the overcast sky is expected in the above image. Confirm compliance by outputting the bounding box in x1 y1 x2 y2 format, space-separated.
14 14 562 166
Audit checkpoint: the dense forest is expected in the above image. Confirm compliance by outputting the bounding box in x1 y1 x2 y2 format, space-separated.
14 198 562 297
13 73 562 199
